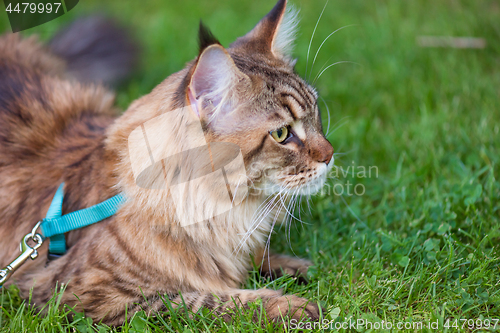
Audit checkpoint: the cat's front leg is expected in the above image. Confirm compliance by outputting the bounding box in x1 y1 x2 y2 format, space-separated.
116 288 320 325
255 250 313 281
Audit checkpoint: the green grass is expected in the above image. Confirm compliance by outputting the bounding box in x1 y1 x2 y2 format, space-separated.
1 0 500 331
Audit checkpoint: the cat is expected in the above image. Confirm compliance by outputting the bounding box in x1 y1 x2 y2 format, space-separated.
0 0 333 325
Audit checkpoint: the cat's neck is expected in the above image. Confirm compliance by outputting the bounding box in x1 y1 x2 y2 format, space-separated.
105 70 273 255
121 189 269 253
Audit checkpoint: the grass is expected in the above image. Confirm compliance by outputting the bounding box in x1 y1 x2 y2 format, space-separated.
1 0 500 331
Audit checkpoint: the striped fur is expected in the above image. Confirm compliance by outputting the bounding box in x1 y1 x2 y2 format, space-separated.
0 0 332 325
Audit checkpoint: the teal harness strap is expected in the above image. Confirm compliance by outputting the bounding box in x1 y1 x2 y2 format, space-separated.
0 184 124 287
39 183 126 254
45 183 66 254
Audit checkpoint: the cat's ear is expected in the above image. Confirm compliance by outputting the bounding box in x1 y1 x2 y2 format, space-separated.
231 0 299 60
188 24 247 121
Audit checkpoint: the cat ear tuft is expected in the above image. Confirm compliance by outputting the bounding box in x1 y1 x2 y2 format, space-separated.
273 4 300 58
188 44 243 121
231 0 300 60
198 21 221 54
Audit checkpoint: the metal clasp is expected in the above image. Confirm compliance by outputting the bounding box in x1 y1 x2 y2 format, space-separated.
0 222 43 286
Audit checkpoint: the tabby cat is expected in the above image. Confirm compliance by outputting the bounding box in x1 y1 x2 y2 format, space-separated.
0 0 333 325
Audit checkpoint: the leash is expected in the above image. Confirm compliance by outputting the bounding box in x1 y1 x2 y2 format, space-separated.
0 183 125 287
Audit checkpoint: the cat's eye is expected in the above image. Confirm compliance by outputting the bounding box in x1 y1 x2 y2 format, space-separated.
270 126 289 143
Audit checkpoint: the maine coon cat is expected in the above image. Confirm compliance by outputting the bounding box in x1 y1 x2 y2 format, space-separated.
0 0 333 325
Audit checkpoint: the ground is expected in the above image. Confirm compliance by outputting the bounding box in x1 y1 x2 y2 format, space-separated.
1 0 499 332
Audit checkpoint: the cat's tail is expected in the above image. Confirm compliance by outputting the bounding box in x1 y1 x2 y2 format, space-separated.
48 15 139 86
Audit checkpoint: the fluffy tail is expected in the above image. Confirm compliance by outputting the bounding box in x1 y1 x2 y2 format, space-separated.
49 16 139 86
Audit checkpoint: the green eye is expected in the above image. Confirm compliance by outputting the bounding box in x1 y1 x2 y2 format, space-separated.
270 126 289 143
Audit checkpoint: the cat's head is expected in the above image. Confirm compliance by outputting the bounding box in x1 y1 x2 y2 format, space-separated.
179 0 333 196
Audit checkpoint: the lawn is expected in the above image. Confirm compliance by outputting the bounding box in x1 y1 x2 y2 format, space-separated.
1 0 499 331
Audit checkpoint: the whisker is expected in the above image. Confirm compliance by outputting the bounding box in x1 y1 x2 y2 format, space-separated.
236 186 290 253
316 55 334 74
319 96 332 140
283 188 297 250
289 189 300 238
320 110 351 138
305 192 312 215
314 61 360 84
309 24 357 81
235 192 280 253
332 149 356 169
326 119 349 138
305 0 329 78
287 189 303 257
262 192 287 278
280 190 307 224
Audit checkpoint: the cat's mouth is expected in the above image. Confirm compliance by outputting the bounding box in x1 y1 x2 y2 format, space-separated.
268 158 334 196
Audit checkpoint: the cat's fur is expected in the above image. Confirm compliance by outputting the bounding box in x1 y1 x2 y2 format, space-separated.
0 0 333 325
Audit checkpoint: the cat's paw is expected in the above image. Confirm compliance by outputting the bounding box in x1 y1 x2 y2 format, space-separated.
265 295 320 323
260 254 313 283
279 257 313 279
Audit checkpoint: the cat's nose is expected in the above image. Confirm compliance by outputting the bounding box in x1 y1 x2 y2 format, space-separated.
310 138 334 165
320 144 334 165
